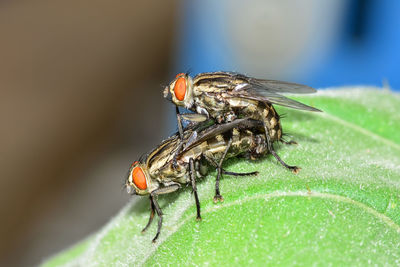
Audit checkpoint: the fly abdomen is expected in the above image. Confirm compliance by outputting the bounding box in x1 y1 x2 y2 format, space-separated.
239 101 283 142
262 103 282 142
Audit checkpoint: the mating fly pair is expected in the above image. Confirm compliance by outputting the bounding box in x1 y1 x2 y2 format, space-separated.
126 71 321 242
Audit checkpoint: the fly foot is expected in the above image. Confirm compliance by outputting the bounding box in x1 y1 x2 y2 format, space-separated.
291 166 301 174
196 216 202 221
213 195 224 203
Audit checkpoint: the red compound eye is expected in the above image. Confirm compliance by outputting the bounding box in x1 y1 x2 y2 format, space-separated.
173 77 186 101
175 73 185 78
132 167 147 190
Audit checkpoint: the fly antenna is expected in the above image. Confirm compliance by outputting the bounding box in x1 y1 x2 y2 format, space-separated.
121 182 128 193
185 68 192 76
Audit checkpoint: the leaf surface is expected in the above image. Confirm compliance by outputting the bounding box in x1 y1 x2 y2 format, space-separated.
43 89 400 266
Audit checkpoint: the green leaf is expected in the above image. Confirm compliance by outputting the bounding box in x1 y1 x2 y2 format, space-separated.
42 89 400 266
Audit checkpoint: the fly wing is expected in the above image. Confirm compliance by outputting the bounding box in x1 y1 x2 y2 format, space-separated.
145 118 216 166
231 79 321 111
145 134 179 166
235 83 321 112
251 78 316 94
184 130 198 150
181 118 263 153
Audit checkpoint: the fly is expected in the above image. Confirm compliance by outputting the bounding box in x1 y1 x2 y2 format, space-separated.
163 71 322 173
125 118 268 242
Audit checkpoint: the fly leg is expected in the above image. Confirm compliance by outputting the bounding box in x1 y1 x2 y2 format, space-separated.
150 194 163 243
149 184 180 242
189 158 201 220
222 170 259 176
214 137 233 203
172 106 185 169
263 123 300 174
141 196 155 233
202 153 258 203
204 156 258 178
270 145 301 173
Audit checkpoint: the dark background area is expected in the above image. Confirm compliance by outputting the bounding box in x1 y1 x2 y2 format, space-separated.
1 1 399 266
0 1 178 266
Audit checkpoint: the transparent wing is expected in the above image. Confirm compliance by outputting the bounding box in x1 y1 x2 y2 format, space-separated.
251 78 316 94
184 131 198 150
234 83 321 112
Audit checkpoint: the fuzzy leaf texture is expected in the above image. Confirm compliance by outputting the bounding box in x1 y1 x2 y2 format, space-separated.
43 89 400 266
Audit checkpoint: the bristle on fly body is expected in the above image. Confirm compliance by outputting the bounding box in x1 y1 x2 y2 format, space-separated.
279 113 287 119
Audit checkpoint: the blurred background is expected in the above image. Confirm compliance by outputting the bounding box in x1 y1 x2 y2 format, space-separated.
1 0 399 266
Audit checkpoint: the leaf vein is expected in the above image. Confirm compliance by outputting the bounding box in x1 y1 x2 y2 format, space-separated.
319 112 400 150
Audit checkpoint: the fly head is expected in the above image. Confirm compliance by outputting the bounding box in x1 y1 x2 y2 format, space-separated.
164 73 194 109
126 161 159 196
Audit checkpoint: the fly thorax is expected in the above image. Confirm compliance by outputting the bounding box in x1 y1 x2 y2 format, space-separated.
196 91 229 115
157 162 177 177
147 180 160 193
173 169 190 184
160 163 188 184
